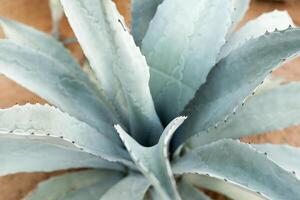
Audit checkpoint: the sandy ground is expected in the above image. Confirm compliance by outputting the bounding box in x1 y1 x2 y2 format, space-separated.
0 0 299 199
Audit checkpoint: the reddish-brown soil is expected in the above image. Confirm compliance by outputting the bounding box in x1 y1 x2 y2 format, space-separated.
0 0 299 199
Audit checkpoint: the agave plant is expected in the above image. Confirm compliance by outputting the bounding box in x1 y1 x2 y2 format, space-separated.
1 0 300 199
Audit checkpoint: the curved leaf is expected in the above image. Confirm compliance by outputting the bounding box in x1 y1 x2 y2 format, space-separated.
131 0 163 46
61 0 163 145
219 10 294 60
178 180 211 200
173 139 300 200
0 40 120 140
0 135 122 176
141 0 232 124
253 144 300 179
0 104 132 166
187 83 300 147
25 170 123 200
115 117 187 200
100 173 150 200
173 27 300 149
59 183 111 200
184 174 263 200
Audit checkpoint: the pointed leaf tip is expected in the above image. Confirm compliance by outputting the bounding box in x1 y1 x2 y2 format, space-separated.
116 118 186 200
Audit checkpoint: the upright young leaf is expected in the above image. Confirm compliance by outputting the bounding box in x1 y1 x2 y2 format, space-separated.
25 170 123 200
0 40 120 137
219 10 294 60
60 0 163 145
100 174 150 200
187 83 300 147
131 0 163 46
0 136 122 176
173 28 300 149
141 0 232 124
115 117 187 200
0 104 132 166
173 140 300 200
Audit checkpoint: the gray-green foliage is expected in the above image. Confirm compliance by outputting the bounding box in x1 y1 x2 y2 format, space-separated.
0 0 300 199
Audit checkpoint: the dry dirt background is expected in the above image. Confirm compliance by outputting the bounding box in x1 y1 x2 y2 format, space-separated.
0 0 299 199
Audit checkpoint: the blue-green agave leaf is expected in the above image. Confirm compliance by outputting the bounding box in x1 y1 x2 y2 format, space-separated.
0 17 99 92
0 17 77 70
25 170 123 200
100 173 150 200
184 175 263 200
115 117 187 200
0 135 122 175
0 104 132 166
219 10 294 60
59 182 115 200
49 0 64 39
60 0 163 145
60 0 128 126
131 0 163 46
0 40 121 141
141 0 232 124
177 180 212 200
173 27 300 149
172 139 300 200
187 83 300 147
253 144 300 179
0 18 113 121
0 17 104 117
